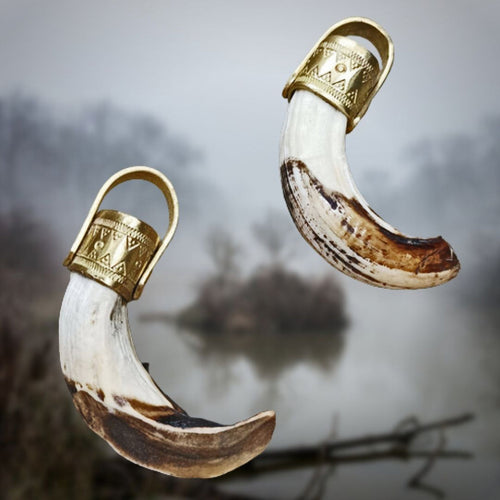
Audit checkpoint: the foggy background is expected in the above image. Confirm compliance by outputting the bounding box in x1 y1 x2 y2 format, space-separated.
1 1 499 499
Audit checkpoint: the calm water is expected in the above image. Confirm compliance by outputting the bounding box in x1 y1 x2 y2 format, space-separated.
131 284 500 500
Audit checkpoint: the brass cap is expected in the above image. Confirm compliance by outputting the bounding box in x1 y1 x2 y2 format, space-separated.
67 209 160 301
283 17 394 133
284 35 379 132
64 166 179 301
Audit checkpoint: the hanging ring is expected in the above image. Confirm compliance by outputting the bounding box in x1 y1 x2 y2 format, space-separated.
282 16 394 132
63 166 179 301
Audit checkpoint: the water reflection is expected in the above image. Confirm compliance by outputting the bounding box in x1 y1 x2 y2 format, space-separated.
133 287 500 499
136 318 345 431
180 327 345 380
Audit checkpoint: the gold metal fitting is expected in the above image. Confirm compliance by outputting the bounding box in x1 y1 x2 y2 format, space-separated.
282 17 394 133
63 167 179 302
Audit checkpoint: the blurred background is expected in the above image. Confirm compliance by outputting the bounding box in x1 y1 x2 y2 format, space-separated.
1 1 499 499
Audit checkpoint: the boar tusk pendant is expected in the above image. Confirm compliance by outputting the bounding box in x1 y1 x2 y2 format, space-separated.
280 17 460 289
59 167 275 478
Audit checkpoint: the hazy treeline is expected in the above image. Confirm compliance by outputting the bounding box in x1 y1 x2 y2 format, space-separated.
0 93 202 258
0 93 200 207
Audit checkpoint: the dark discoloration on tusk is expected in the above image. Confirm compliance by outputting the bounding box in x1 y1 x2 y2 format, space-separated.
281 158 460 289
60 273 276 479
70 388 275 479
126 397 187 420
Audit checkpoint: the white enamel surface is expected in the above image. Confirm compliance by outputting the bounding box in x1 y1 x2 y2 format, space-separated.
59 272 274 432
59 272 276 478
280 90 458 289
280 90 402 235
59 273 176 409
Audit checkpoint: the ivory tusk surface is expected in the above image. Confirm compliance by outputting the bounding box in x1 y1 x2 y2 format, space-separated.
60 273 275 478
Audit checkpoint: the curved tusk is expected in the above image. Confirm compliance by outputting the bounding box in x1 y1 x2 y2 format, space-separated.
280 17 460 289
59 167 275 478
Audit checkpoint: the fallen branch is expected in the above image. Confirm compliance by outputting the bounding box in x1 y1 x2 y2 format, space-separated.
407 428 447 499
231 412 474 478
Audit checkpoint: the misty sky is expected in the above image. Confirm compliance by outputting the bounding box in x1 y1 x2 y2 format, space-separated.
1 0 499 220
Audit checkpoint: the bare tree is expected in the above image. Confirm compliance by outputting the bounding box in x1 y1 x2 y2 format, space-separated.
206 227 242 283
0 94 54 212
252 209 295 267
0 94 202 220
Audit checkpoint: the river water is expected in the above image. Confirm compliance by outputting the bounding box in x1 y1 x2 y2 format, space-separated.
131 282 500 500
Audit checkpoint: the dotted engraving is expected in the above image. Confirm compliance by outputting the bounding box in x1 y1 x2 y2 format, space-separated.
69 211 159 300
288 36 380 126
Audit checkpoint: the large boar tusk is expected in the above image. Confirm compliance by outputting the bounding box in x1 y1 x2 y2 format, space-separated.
59 167 275 478
280 17 460 289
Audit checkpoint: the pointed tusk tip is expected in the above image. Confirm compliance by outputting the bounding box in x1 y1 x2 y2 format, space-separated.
280 157 461 289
